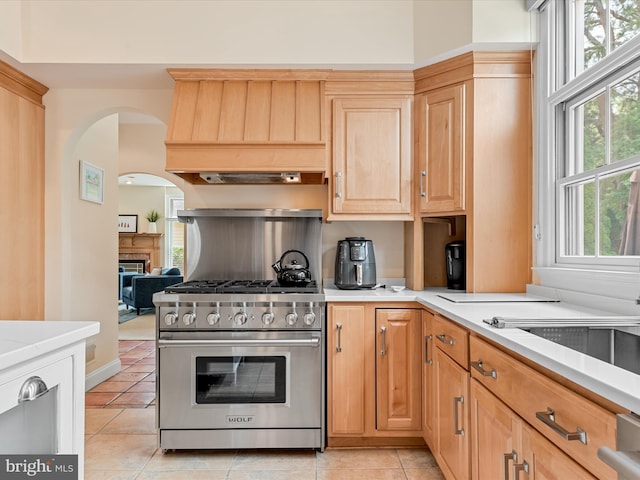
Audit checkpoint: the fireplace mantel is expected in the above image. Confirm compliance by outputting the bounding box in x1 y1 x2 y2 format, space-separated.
118 233 163 273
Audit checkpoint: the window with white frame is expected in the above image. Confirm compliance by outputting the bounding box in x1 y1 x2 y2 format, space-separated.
540 0 640 269
165 196 184 273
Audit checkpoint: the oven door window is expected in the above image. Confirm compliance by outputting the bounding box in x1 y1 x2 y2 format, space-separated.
195 356 286 404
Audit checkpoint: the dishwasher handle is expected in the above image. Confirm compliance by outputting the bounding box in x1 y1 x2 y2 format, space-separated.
598 447 640 479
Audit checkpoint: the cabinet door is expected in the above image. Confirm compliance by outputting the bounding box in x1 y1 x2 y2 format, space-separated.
331 97 412 216
435 347 470 480
327 304 367 435
470 379 521 480
422 310 436 447
523 424 597 480
376 308 421 431
415 83 465 214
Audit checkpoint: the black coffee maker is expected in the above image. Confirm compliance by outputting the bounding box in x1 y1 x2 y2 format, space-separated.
335 237 377 289
445 241 465 290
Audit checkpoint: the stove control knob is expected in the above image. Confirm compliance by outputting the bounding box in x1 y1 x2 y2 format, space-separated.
182 312 196 326
164 313 177 326
207 312 221 325
262 312 275 325
233 312 247 326
285 312 298 326
303 312 316 326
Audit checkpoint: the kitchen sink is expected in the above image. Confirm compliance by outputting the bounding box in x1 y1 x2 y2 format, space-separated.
483 316 640 376
521 325 640 375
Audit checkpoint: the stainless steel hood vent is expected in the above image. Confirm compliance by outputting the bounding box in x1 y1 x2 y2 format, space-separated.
199 172 302 184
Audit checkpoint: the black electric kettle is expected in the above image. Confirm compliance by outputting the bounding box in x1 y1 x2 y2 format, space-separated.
272 250 312 286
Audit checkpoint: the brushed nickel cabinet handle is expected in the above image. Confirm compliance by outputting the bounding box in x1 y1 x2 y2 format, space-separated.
336 323 342 352
502 451 516 480
425 334 433 365
335 172 342 198
470 359 498 379
453 396 465 436
420 170 426 197
436 333 454 346
536 408 587 444
380 326 387 356
513 459 529 478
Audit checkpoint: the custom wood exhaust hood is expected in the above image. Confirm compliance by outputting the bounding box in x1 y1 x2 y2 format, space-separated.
165 69 330 185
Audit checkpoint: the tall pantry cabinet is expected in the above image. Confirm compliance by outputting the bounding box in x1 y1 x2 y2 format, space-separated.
0 61 48 319
406 51 532 292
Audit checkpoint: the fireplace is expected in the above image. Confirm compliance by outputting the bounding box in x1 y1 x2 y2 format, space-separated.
118 233 162 273
119 259 146 274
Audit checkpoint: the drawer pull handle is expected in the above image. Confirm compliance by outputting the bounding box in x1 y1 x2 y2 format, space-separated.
502 451 516 480
425 334 433 365
453 396 465 436
18 376 50 403
336 323 342 352
513 459 529 478
536 408 587 444
380 326 387 356
471 360 497 379
436 334 454 346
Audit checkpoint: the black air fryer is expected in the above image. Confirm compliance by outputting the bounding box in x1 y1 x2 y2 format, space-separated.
335 237 377 289
445 241 466 290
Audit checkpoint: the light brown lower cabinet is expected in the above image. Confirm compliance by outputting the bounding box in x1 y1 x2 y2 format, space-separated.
470 378 596 480
327 303 422 445
422 309 436 447
435 346 470 480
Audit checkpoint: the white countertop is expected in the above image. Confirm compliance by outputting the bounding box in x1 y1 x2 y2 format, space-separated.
324 285 640 414
0 321 100 371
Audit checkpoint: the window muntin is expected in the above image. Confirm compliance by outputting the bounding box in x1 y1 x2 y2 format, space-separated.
165 196 185 272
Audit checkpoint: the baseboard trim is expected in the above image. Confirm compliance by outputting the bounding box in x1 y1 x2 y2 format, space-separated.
85 358 121 391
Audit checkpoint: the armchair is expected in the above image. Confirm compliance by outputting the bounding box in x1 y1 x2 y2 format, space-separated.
121 268 183 315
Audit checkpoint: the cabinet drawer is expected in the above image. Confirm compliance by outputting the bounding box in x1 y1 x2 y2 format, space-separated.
432 314 468 368
470 336 616 480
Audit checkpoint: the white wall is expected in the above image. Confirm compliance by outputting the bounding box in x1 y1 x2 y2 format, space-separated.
0 1 22 60
472 0 535 44
69 115 119 374
18 0 414 66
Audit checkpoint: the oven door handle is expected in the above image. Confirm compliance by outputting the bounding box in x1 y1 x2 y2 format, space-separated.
158 338 321 348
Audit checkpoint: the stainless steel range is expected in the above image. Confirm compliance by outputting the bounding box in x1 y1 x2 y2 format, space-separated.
153 209 325 452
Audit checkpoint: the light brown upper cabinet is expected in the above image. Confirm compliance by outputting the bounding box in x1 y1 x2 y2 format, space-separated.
326 72 414 221
406 52 532 292
0 61 48 320
415 83 465 214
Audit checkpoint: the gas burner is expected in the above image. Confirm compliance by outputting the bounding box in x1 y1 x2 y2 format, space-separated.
217 280 273 293
164 280 228 294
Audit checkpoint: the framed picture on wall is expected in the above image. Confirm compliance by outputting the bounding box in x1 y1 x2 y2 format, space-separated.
118 214 138 233
79 160 104 204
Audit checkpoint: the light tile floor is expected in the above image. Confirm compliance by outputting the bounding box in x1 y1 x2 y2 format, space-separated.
85 341 445 480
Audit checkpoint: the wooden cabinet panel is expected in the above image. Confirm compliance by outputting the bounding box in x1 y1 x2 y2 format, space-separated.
416 84 465 214
422 310 436 447
469 336 616 480
376 308 421 431
0 62 47 320
523 423 597 480
470 379 519 480
433 314 469 368
330 96 412 218
435 347 470 480
327 304 367 435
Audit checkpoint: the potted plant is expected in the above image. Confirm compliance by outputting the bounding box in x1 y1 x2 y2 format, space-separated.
145 209 161 233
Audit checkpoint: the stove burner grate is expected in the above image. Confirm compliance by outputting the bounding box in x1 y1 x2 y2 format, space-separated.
164 279 320 295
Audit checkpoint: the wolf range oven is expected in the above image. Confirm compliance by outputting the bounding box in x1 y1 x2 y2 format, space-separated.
153 209 325 451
